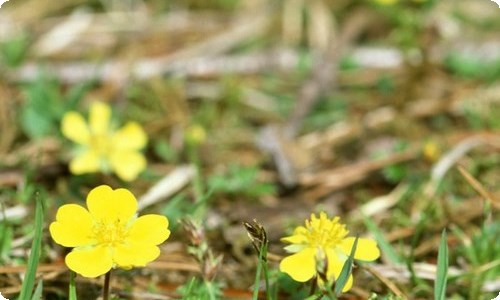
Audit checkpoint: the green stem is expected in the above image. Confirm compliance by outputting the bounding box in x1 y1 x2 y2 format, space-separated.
69 271 78 300
261 244 271 300
205 280 217 300
103 271 111 300
252 241 269 300
188 143 204 202
252 252 263 299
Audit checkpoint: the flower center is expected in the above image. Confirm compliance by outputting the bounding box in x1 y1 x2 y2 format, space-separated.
90 134 112 156
92 219 128 246
305 215 348 250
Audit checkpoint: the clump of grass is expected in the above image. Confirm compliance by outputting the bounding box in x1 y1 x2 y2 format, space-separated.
17 194 43 300
454 222 500 300
179 219 223 300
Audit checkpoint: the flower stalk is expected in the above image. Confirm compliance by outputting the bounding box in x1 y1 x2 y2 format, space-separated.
103 271 111 300
244 219 271 299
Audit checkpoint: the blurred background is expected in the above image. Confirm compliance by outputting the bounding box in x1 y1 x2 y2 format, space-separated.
0 0 499 299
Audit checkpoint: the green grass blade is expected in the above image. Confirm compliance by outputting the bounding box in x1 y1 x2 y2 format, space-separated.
251 242 267 300
363 216 403 264
18 195 44 300
0 223 13 260
69 271 78 300
30 280 43 300
334 236 358 296
434 229 448 300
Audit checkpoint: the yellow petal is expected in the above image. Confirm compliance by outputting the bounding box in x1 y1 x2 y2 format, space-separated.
113 242 160 267
342 274 353 292
281 233 308 244
279 247 317 282
86 185 137 222
49 204 94 247
128 215 170 245
69 150 101 175
66 245 113 278
89 102 111 135
109 150 146 181
112 122 147 150
339 237 380 261
61 112 90 144
325 249 353 292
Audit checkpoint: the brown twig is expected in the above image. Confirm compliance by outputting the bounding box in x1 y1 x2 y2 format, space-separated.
363 265 408 300
457 165 500 209
257 7 377 186
300 145 419 199
283 7 377 139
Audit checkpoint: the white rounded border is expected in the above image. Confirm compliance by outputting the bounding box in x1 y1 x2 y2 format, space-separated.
0 0 10 8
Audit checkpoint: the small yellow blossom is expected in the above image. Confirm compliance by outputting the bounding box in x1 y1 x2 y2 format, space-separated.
185 124 207 145
50 185 170 278
372 0 427 5
61 101 147 181
373 0 398 5
423 141 440 162
280 212 380 292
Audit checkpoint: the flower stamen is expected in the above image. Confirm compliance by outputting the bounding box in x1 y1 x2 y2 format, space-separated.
92 219 128 246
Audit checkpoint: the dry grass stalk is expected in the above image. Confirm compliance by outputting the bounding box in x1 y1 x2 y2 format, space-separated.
363 265 408 300
457 165 500 210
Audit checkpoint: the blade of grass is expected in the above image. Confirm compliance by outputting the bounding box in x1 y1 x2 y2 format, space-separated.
363 215 403 264
30 280 43 300
0 223 13 260
244 220 270 300
0 200 14 261
18 194 43 300
334 236 358 296
69 271 78 300
262 247 271 300
407 213 429 287
434 229 448 300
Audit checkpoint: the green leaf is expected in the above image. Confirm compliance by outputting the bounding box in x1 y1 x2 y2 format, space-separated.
434 229 448 300
18 194 44 300
335 236 358 295
20 107 54 139
0 223 13 261
0 33 29 67
154 140 179 163
20 74 62 139
445 52 500 82
30 280 43 300
65 81 93 111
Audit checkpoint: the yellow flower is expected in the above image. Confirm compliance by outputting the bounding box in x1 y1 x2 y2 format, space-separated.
185 124 207 145
279 212 380 292
61 101 147 181
50 185 170 278
373 0 427 5
423 141 440 162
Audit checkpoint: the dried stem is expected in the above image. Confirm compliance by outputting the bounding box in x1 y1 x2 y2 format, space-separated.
103 271 111 300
